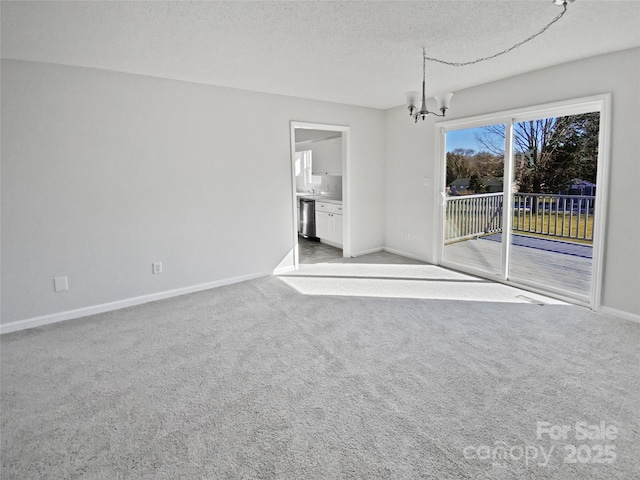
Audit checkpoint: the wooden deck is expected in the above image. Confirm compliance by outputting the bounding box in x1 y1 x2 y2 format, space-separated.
444 234 592 298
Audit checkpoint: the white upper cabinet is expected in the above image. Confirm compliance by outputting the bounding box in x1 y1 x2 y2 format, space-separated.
310 138 342 176
295 131 342 176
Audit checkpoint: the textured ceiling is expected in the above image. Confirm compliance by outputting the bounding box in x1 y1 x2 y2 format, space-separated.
2 1 639 109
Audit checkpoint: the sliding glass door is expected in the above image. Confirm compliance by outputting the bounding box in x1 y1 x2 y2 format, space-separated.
507 112 599 298
439 97 608 307
443 124 506 278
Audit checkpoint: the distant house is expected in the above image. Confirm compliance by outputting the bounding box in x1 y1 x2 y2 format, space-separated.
449 177 503 195
562 179 596 196
450 178 470 194
484 178 503 193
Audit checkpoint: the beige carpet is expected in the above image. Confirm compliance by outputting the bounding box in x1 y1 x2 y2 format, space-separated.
2 254 639 479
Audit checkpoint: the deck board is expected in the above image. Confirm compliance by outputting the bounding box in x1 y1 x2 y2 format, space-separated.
444 235 592 297
481 233 592 259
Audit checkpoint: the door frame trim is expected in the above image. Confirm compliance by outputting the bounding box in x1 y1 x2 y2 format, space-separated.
434 94 611 310
289 121 351 268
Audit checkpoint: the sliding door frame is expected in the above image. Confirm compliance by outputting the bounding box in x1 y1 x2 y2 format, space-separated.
435 94 611 310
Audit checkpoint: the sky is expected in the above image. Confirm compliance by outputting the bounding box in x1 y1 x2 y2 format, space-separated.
445 128 482 153
446 126 501 153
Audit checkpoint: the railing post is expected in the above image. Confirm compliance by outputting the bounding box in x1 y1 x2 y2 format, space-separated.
445 191 592 244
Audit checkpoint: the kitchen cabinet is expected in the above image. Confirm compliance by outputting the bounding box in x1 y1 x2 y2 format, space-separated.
316 201 343 247
316 210 330 240
311 138 342 176
333 211 343 244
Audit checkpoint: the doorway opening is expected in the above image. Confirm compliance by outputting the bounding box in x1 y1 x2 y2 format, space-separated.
289 122 351 267
437 95 610 309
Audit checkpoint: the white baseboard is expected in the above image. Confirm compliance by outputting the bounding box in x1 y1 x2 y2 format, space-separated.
383 247 432 264
273 265 295 275
350 246 432 263
350 246 384 257
600 306 640 324
319 239 344 250
1 270 277 335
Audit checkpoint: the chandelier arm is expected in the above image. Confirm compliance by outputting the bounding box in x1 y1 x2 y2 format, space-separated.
423 3 568 68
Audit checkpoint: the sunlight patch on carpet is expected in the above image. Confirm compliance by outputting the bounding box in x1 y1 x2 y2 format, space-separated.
278 263 565 304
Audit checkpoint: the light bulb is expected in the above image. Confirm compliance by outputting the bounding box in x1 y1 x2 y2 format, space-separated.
405 91 421 110
434 92 454 111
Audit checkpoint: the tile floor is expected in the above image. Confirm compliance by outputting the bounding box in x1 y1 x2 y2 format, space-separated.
297 236 424 266
298 236 343 264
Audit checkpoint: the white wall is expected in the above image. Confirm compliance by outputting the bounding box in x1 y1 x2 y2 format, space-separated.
384 47 640 317
1 60 385 324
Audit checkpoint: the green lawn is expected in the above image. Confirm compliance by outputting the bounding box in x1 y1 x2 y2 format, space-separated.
512 211 593 244
445 208 595 245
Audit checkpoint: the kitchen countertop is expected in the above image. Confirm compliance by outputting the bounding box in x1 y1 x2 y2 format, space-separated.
296 193 342 204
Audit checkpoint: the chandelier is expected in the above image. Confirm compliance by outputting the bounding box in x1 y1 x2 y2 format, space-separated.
405 0 574 122
405 48 452 122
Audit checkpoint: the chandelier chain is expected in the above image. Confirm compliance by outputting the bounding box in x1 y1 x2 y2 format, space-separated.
423 3 568 67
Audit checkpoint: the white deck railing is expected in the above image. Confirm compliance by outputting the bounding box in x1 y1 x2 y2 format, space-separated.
445 192 595 243
445 193 503 242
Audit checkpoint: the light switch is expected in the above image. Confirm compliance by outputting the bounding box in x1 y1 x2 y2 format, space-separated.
54 276 69 292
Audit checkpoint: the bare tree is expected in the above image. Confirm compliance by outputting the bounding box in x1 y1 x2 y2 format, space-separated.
474 114 598 193
446 148 504 187
446 149 473 186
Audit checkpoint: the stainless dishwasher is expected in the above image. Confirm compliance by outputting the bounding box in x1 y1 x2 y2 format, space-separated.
299 198 316 238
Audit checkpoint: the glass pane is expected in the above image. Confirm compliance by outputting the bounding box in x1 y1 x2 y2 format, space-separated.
443 125 505 276
508 113 599 298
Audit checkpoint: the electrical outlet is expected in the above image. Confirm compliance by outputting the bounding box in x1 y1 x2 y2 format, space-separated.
404 231 411 241
152 262 163 274
423 177 431 187
54 276 69 292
